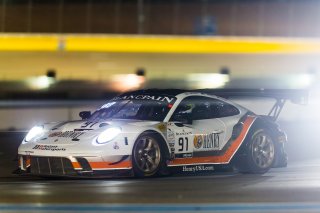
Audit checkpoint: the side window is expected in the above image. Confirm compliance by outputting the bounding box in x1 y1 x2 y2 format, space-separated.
170 97 195 122
170 96 240 122
190 98 211 120
170 96 211 121
208 99 240 118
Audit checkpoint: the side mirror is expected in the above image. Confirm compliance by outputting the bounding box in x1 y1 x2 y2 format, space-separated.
79 111 91 120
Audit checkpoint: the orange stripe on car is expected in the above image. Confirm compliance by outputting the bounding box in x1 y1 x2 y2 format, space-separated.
89 161 132 169
25 157 31 167
72 162 82 169
72 161 132 170
169 116 256 166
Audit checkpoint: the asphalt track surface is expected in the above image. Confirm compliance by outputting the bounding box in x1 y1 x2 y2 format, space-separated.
1 162 320 212
1 123 320 213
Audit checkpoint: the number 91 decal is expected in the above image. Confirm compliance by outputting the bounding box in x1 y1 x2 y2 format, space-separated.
178 137 189 152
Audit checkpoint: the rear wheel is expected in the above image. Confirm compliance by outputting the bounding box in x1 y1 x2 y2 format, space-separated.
132 134 167 177
242 129 275 174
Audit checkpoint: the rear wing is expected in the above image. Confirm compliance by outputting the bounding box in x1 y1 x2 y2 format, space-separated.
195 89 308 121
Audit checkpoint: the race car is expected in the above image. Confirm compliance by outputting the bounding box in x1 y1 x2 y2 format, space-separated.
17 89 307 177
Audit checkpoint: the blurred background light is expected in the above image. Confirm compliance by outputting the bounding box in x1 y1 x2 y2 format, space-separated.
26 76 55 90
187 73 230 89
294 73 314 88
111 74 145 92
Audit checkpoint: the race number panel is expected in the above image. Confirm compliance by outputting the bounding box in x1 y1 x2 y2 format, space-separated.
167 122 194 158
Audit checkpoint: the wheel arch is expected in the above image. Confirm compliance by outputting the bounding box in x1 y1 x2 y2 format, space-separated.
134 130 171 160
232 116 285 168
242 116 281 148
131 130 171 177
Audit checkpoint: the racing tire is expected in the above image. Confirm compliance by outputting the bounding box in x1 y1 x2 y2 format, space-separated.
272 144 288 168
241 129 276 174
132 133 168 177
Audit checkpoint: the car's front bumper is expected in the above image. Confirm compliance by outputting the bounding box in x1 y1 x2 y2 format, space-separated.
18 154 133 177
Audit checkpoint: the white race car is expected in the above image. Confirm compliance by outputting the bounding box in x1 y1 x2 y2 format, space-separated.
17 89 307 177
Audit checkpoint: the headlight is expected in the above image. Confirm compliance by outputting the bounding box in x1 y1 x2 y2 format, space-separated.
96 127 121 144
25 126 44 142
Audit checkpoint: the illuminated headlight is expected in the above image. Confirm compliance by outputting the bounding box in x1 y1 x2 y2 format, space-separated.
25 126 44 142
96 127 121 144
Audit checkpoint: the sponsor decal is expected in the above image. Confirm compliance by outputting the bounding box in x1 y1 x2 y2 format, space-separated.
167 129 175 148
193 132 220 149
203 132 220 149
32 145 66 151
113 95 175 103
182 165 214 172
183 153 192 158
176 131 192 136
81 121 98 128
168 131 175 140
193 135 203 149
113 142 120 150
48 131 84 140
168 129 175 157
48 132 62 137
175 153 193 158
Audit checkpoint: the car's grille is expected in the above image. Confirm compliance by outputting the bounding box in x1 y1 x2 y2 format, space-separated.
30 157 76 176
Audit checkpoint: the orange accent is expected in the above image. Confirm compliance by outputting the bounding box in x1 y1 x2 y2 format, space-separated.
72 162 82 169
25 157 31 167
89 161 132 169
72 161 132 170
169 116 256 166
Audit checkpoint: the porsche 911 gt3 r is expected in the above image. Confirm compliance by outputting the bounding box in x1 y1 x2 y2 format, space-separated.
17 89 307 177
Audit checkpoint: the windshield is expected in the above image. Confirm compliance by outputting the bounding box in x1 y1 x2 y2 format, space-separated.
90 99 175 122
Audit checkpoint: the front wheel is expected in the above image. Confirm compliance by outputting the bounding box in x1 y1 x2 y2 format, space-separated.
242 129 276 174
132 134 167 177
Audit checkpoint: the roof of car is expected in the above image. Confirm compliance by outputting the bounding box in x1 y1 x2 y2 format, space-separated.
120 89 309 102
120 89 189 97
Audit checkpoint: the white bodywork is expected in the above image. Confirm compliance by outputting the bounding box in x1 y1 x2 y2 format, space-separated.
18 92 255 175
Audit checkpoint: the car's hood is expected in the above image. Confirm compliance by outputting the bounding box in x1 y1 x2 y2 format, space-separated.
49 119 161 132
30 119 162 145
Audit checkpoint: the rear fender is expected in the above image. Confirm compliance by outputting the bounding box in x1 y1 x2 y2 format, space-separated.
234 116 287 164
